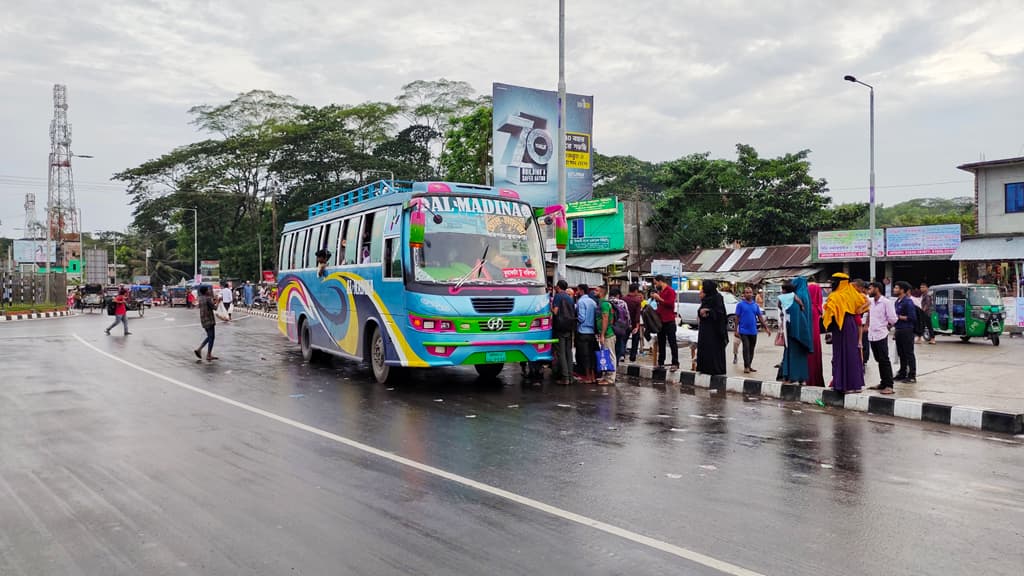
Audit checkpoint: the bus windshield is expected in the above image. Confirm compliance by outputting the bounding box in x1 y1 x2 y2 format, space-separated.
412 197 545 286
968 286 1001 306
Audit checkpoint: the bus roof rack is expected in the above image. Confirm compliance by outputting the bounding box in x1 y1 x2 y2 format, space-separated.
308 180 415 219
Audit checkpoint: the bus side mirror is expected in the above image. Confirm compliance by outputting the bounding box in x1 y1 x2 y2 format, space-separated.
408 199 426 248
541 204 568 250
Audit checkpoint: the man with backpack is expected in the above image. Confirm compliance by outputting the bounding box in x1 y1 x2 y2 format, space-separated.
608 287 632 364
595 285 618 385
625 284 643 362
551 280 576 385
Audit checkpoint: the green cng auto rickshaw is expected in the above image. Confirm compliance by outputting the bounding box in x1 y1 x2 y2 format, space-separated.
929 283 1005 346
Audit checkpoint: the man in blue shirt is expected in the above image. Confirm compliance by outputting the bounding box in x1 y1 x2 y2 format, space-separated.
575 284 598 384
735 286 770 373
892 281 918 383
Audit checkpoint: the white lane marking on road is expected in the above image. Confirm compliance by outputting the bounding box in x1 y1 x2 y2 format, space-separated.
73 333 763 576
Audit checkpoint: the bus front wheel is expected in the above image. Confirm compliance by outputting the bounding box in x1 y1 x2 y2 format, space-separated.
474 364 504 380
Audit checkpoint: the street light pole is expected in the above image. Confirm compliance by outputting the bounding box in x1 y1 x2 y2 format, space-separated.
844 75 876 281
556 0 567 284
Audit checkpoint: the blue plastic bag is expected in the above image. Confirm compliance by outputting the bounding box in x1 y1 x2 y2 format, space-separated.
595 345 615 373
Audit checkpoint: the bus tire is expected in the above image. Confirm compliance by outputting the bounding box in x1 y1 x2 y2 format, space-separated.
369 326 398 384
300 319 315 362
474 364 504 380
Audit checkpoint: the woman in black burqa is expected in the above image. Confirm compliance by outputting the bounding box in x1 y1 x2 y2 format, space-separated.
696 280 729 375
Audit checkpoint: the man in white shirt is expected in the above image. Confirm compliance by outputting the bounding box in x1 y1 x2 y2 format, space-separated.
220 281 234 321
866 281 897 393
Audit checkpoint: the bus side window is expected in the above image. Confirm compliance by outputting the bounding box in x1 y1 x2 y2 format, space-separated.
279 233 289 271
369 210 385 263
360 212 376 264
288 233 299 270
306 226 322 269
336 220 348 265
344 216 360 265
384 237 401 279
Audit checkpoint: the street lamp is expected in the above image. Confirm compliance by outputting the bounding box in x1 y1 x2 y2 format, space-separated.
180 208 198 281
844 74 876 281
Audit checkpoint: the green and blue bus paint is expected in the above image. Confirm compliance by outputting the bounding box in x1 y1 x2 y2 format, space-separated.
277 180 568 383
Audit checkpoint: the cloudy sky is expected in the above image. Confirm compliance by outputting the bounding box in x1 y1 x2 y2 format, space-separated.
2 0 1023 234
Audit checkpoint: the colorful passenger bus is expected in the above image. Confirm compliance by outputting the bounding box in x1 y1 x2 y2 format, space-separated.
277 180 568 383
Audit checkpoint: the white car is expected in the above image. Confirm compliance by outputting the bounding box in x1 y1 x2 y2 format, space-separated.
675 290 739 332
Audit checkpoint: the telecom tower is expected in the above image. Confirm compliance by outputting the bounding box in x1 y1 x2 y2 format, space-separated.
24 193 42 236
46 84 80 278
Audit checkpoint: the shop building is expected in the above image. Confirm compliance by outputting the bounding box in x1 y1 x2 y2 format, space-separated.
954 156 1024 297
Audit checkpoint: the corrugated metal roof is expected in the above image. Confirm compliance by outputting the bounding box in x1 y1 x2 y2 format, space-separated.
951 236 1024 261
681 245 810 272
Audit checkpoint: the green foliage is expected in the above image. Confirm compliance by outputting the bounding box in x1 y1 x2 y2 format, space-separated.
817 197 975 234
650 144 834 253
593 152 665 199
440 105 492 184
114 82 468 281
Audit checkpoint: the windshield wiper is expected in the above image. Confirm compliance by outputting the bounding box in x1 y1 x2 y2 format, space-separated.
453 245 489 292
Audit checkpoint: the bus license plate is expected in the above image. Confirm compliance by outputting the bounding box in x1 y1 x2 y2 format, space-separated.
485 352 507 363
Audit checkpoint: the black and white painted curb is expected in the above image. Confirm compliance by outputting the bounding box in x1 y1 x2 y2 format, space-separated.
246 309 278 320
1 310 73 322
619 363 1024 435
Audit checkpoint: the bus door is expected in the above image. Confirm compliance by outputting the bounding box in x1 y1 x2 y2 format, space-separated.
372 206 404 334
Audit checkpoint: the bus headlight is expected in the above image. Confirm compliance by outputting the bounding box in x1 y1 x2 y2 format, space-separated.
409 314 456 332
529 316 552 330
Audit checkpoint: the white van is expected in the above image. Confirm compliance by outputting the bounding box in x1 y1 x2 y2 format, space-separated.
675 290 739 332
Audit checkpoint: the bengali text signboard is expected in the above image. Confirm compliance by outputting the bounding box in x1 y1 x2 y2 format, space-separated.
816 229 885 260
885 224 961 257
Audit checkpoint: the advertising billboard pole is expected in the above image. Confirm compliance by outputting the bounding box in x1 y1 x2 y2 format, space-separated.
556 0 568 283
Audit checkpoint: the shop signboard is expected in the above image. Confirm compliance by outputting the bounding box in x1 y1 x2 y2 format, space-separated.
885 224 961 256
566 197 624 254
200 260 220 283
651 259 682 277
816 229 885 259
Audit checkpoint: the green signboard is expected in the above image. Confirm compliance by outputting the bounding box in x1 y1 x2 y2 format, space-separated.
567 197 625 254
566 196 618 218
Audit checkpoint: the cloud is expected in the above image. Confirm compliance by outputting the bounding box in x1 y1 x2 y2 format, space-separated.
1 0 1023 234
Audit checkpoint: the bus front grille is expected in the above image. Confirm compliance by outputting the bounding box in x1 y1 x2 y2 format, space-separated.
471 297 514 314
478 321 512 332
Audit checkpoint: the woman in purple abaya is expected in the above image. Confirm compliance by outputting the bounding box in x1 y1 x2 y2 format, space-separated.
822 273 869 393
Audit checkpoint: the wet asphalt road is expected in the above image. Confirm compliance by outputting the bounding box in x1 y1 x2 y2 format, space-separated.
1 308 1022 575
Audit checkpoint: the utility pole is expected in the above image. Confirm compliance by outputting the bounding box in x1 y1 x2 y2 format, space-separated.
555 0 568 283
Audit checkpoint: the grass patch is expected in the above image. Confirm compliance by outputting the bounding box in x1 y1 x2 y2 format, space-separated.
1 303 65 314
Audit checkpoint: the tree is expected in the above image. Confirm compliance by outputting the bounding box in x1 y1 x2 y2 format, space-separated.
593 152 664 199
440 105 492 184
731 144 832 246
374 124 439 181
649 144 835 253
649 152 747 253
819 202 870 231
189 89 299 138
396 79 476 136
